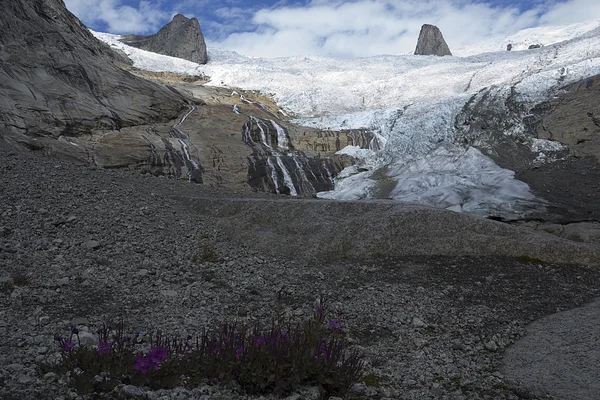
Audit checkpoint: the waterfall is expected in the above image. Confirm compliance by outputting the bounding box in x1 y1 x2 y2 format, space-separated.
267 157 281 194
276 157 298 196
270 120 290 150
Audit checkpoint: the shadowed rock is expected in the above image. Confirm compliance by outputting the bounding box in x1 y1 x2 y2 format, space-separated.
0 0 187 144
120 14 208 65
414 24 452 56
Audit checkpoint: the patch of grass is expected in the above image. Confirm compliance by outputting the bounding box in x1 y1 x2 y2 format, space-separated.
361 373 382 387
193 236 219 263
12 273 30 286
514 255 545 265
40 297 364 398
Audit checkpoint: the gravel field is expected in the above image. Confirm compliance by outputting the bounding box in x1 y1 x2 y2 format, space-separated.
1 145 599 400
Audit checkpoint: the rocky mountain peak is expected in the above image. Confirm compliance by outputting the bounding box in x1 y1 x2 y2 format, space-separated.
0 0 185 145
120 14 208 65
414 24 452 56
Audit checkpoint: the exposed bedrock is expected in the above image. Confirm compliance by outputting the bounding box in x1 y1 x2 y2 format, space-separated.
184 197 600 265
120 14 208 65
0 0 187 146
414 24 453 56
241 116 352 196
455 76 600 223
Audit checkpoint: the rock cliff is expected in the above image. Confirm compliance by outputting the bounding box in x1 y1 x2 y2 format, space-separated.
414 24 452 56
455 75 600 222
120 14 208 65
0 0 187 146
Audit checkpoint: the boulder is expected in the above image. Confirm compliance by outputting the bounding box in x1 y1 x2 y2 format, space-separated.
414 24 452 56
0 0 187 144
120 14 208 65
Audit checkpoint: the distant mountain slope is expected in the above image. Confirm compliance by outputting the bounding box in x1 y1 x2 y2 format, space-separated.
454 18 600 56
0 0 186 145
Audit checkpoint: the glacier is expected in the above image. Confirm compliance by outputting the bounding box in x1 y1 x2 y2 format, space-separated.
92 19 600 218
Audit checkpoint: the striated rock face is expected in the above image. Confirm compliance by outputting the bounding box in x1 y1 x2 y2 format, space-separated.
242 117 350 196
0 0 187 145
120 14 208 64
414 24 452 56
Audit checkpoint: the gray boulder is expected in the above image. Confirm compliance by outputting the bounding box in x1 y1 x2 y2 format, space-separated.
414 24 452 56
0 0 187 145
120 14 208 65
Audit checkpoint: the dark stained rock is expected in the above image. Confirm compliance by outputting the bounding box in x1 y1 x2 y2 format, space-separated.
0 0 187 144
530 74 600 162
241 116 348 196
120 14 208 65
414 24 452 56
507 44 513 51
528 44 542 49
454 76 600 223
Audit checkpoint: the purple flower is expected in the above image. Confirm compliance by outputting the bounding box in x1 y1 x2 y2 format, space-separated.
123 336 131 343
97 340 111 355
133 355 149 374
148 347 168 365
235 347 244 359
132 347 168 375
328 319 344 333
253 336 265 348
71 325 79 335
315 306 324 320
62 339 75 352
53 335 63 342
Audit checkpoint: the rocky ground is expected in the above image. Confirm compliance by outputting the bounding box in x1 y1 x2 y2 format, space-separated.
1 144 600 400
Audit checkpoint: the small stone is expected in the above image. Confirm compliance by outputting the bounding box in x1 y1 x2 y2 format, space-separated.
485 340 498 352
161 290 177 297
7 364 24 372
350 382 366 394
136 269 149 277
78 331 99 347
44 372 58 383
56 277 70 286
121 385 146 398
406 379 418 386
412 317 426 327
71 317 88 326
18 374 36 384
83 240 101 250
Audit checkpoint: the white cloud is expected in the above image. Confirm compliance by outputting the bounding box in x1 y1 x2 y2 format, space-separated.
64 0 171 34
541 0 600 25
214 0 600 57
64 0 600 57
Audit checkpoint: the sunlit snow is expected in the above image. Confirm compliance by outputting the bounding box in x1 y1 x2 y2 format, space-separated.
92 19 600 218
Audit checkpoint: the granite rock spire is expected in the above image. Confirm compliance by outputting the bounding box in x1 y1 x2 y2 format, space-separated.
414 24 452 56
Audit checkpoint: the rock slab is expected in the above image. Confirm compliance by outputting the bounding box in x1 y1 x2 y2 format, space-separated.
502 298 600 400
414 24 452 56
120 14 208 64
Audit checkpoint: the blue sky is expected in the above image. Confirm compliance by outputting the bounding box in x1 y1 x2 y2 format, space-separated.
64 0 600 57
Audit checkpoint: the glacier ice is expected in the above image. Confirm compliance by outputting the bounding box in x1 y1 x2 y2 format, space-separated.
91 19 600 218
